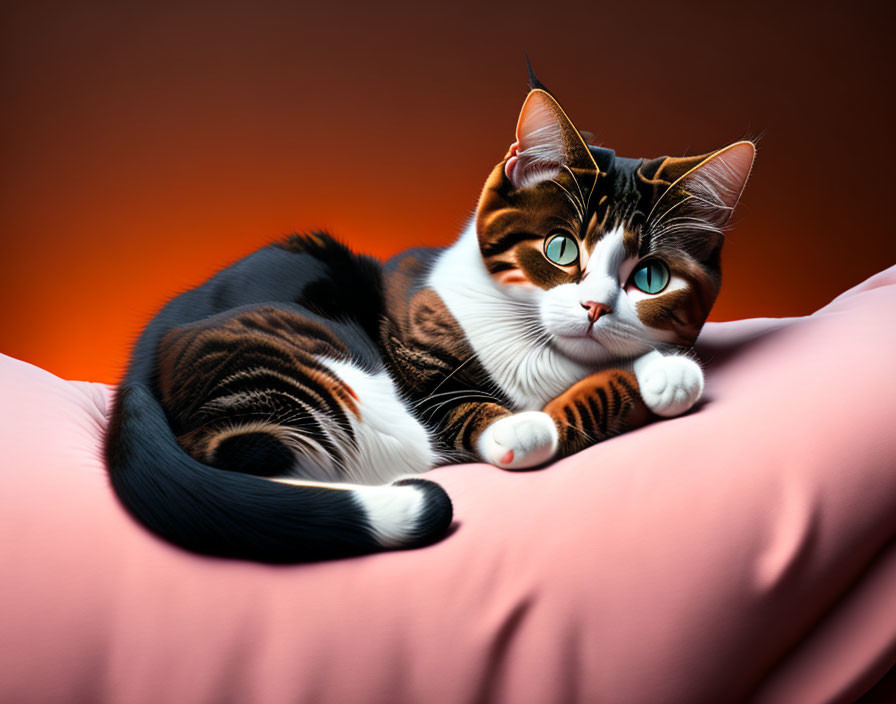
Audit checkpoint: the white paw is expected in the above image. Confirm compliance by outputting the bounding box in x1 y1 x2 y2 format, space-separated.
635 354 704 417
477 411 559 470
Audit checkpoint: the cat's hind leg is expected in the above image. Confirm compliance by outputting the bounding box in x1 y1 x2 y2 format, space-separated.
315 358 439 484
189 359 440 487
159 304 437 482
156 305 448 549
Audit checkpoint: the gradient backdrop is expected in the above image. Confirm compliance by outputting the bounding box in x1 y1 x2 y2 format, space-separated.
2 1 894 383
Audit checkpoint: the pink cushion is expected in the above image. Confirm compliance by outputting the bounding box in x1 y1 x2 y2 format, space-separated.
2 267 895 703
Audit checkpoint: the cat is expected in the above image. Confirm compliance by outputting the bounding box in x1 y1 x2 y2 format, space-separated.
105 72 755 562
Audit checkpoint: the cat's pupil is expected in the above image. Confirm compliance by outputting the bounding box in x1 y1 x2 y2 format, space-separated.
633 260 670 294
545 232 579 266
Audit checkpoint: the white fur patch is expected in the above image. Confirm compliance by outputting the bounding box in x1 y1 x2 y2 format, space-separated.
582 225 630 284
353 483 426 548
428 222 592 410
540 226 657 363
319 359 437 484
270 477 426 548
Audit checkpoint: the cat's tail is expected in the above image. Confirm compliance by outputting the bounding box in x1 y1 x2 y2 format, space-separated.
105 383 453 562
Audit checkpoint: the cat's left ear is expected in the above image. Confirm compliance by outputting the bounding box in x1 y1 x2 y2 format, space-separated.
649 141 756 229
504 89 597 189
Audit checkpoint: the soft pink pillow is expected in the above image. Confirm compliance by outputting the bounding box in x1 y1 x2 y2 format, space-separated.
1 266 895 704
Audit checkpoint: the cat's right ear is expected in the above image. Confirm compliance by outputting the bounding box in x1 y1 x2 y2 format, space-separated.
504 89 597 189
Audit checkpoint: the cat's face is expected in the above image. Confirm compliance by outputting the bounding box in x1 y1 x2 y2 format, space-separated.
475 89 755 364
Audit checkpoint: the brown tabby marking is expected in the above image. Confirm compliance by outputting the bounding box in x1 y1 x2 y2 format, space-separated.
633 251 720 344
380 250 513 458
157 306 360 469
476 165 601 289
543 370 649 456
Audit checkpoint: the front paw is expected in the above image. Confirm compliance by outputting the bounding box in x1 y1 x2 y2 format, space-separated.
635 355 704 417
477 411 559 470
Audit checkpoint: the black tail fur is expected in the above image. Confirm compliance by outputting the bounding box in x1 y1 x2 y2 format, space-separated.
105 383 452 563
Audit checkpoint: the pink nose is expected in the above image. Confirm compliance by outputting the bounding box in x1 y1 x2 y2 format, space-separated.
581 301 612 323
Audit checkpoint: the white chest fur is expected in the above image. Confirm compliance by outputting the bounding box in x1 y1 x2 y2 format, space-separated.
428 224 593 410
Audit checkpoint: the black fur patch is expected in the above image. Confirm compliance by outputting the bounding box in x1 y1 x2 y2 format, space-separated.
391 478 454 545
210 431 294 477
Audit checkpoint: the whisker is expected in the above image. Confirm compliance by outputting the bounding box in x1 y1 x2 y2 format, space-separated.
412 387 494 409
647 194 697 231
421 392 502 422
417 355 477 403
550 178 584 221
560 164 587 214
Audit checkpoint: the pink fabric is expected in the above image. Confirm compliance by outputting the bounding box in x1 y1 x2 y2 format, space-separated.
1 266 895 704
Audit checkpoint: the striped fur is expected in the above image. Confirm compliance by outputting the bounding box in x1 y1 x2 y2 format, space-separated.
105 80 754 562
544 370 649 455
158 306 360 478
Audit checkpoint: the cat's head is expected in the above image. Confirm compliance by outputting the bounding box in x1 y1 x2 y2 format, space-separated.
474 86 755 364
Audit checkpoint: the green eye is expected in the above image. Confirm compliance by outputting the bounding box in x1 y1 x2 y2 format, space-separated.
632 259 670 294
544 232 579 266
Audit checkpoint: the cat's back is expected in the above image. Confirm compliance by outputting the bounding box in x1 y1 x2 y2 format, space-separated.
127 234 385 376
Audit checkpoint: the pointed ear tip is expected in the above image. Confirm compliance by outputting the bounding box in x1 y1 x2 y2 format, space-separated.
728 140 757 159
524 87 552 100
717 141 757 174
518 88 554 117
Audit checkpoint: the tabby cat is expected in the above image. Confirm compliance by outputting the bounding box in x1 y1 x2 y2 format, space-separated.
105 74 755 562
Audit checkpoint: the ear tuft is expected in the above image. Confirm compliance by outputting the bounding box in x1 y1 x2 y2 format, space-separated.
525 55 550 93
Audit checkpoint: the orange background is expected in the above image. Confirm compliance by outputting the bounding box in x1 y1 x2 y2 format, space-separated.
2 1 894 384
